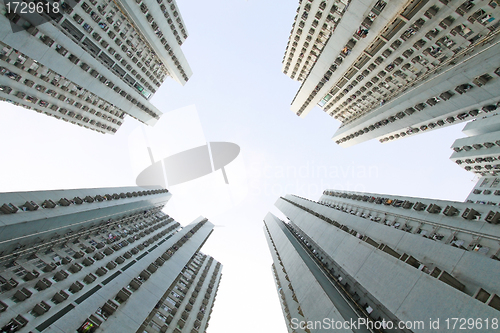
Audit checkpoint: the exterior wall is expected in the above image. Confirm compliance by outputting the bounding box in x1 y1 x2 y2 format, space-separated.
115 0 191 86
264 214 357 333
450 113 500 177
264 218 308 333
96 218 214 333
318 190 500 261
0 0 192 133
466 176 500 205
334 45 500 146
284 0 500 147
0 187 220 333
140 252 222 333
290 0 405 117
282 0 349 82
462 110 500 137
268 192 500 332
0 187 170 256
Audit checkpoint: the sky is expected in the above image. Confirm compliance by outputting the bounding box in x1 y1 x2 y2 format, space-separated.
0 0 482 332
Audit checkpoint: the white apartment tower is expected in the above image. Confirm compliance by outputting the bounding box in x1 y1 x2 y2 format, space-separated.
283 0 500 147
0 186 221 333
451 112 500 176
449 112 500 205
466 176 500 206
0 0 192 134
265 190 500 332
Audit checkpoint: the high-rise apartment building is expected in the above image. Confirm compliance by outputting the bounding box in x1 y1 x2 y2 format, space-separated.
283 0 500 147
0 186 221 333
0 0 192 134
451 112 500 205
265 190 500 332
451 112 500 176
466 175 500 206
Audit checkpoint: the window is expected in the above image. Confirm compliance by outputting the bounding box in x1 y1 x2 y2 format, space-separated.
155 313 167 322
83 23 92 32
149 321 161 330
12 266 27 277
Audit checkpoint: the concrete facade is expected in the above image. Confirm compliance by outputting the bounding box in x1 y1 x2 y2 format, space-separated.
265 190 500 332
450 112 500 205
451 113 500 176
283 0 500 147
139 252 222 333
0 0 192 134
0 187 221 333
466 175 500 206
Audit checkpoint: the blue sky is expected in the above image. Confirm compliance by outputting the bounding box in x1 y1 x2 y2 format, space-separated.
0 0 480 332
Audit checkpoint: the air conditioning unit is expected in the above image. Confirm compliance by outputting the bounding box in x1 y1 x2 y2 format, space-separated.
484 142 495 148
469 109 479 117
402 201 414 209
0 203 19 214
413 202 427 211
404 107 416 115
414 103 427 111
443 205 459 216
58 198 71 206
472 74 492 87
439 91 454 100
427 98 439 106
42 200 56 209
485 211 500 224
482 104 497 113
462 208 480 220
427 204 441 213
24 201 39 211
